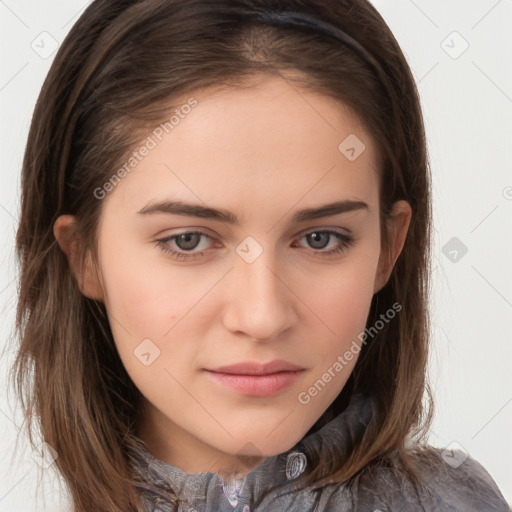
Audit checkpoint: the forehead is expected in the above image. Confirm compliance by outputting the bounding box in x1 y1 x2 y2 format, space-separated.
103 75 380 218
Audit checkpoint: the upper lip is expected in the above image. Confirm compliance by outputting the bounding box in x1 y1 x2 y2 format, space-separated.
206 360 304 375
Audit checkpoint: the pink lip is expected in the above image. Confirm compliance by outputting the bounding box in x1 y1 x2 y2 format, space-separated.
204 360 305 397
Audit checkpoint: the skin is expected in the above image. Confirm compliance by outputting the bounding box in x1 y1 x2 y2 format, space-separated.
54 74 411 478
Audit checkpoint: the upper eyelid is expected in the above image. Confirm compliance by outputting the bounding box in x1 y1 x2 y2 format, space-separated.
159 225 352 239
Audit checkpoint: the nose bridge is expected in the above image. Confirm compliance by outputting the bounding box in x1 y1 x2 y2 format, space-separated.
225 239 296 340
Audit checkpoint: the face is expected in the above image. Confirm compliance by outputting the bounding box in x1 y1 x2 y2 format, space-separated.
57 74 410 476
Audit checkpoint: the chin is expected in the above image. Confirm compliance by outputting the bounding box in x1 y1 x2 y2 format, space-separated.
218 425 307 460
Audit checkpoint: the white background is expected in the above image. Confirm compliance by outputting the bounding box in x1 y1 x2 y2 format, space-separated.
1 1 511 510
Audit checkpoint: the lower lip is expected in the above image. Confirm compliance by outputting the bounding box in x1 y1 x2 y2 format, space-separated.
204 370 303 397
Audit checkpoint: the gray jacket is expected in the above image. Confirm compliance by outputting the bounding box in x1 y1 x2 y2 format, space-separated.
129 394 511 511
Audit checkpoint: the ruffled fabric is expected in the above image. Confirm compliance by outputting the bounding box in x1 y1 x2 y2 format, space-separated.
128 393 511 512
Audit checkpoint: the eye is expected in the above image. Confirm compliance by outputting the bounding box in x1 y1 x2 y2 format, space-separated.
155 229 356 261
294 229 356 258
155 231 214 261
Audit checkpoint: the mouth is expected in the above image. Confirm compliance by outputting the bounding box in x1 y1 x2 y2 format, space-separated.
204 360 305 397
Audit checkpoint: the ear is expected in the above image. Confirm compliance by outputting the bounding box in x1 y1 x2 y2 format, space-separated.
53 215 104 301
373 200 412 294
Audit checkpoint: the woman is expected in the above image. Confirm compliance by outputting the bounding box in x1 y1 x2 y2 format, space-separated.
13 0 510 510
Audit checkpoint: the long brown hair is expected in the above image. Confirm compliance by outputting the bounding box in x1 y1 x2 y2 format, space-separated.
12 0 433 510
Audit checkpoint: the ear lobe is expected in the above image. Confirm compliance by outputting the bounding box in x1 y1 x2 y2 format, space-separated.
53 215 104 301
373 200 412 294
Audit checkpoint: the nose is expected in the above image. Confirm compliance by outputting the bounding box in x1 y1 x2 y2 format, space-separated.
222 247 297 342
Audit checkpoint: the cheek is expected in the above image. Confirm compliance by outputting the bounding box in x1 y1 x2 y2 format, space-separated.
96 241 200 396
308 278 373 379
324 267 376 331
303 245 380 336
299 244 381 385
97 235 213 337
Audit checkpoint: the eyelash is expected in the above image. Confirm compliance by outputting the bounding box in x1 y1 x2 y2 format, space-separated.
155 229 356 261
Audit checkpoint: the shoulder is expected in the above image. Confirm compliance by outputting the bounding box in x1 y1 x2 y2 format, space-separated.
323 447 511 512
413 447 511 511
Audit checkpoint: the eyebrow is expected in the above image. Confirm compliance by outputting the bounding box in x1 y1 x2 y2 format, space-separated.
138 198 369 224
